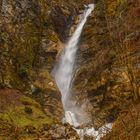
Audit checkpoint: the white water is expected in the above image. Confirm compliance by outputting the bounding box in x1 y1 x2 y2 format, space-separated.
53 4 112 139
54 4 94 109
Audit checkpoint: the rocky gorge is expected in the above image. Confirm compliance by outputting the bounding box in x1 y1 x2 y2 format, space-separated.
0 0 140 139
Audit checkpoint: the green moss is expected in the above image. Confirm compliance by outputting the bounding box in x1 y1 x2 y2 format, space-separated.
47 34 59 43
23 22 40 67
20 96 41 108
0 96 54 129
19 67 29 78
9 75 23 89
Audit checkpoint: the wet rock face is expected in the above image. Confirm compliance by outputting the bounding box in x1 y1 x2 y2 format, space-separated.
50 5 74 42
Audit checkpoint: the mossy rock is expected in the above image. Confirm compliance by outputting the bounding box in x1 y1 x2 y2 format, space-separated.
0 90 54 129
19 67 29 78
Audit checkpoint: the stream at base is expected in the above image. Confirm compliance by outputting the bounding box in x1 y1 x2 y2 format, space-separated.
65 111 112 140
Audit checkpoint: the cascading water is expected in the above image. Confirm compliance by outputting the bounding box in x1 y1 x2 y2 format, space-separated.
54 4 94 125
53 4 112 140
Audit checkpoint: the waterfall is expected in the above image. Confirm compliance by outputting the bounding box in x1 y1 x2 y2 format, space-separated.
54 4 94 110
53 3 112 139
54 3 94 123
53 4 94 126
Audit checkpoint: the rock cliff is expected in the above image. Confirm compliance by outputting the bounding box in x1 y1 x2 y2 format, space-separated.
0 0 140 139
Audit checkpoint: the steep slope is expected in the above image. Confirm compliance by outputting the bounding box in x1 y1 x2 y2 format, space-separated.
0 0 79 139
73 0 140 127
73 0 140 137
0 0 140 139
